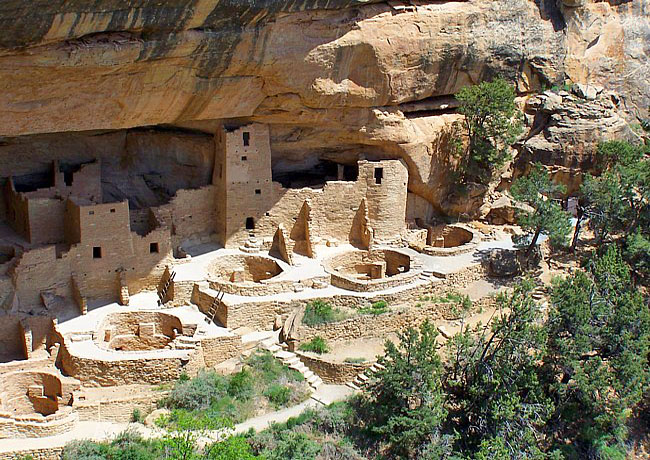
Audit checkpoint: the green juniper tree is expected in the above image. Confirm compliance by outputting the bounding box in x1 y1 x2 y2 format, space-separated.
443 280 552 459
511 163 572 256
361 320 448 459
577 141 649 279
544 246 650 458
455 78 523 184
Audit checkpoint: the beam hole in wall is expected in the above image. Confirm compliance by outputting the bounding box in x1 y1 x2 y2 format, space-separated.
93 247 102 259
150 242 159 253
245 217 255 230
243 131 250 146
374 167 383 185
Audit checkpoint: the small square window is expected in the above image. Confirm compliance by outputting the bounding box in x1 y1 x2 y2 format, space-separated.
150 242 159 254
255 189 261 195
110 208 115 213
93 247 102 259
241 156 247 161
89 211 94 215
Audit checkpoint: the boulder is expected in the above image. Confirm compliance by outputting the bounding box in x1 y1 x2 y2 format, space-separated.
488 249 522 277
571 83 599 101
485 196 516 225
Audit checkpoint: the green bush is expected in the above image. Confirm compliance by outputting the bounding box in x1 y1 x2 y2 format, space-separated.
159 350 310 429
358 300 388 315
265 431 321 460
131 408 142 423
299 336 330 354
247 350 302 384
302 300 346 326
343 357 366 364
64 430 162 460
63 440 110 460
207 435 262 459
264 384 291 407
163 370 228 412
227 369 254 400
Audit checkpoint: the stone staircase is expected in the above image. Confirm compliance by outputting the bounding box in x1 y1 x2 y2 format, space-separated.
173 335 201 351
260 338 323 391
531 284 547 301
345 362 385 391
418 268 435 282
240 232 262 254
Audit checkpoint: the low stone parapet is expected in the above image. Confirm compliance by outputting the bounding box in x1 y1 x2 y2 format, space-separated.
295 351 375 384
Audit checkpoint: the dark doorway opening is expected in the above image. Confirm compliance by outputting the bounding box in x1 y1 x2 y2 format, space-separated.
374 167 383 185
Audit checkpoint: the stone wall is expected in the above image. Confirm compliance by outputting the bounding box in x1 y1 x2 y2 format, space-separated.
201 335 242 368
0 315 25 361
0 446 64 459
298 294 498 346
59 345 185 387
215 123 408 249
153 185 218 250
0 408 77 439
295 352 374 384
10 199 174 307
96 311 183 352
193 263 490 331
74 388 167 423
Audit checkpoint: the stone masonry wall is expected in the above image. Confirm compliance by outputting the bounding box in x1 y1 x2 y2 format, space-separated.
58 345 185 387
201 335 242 368
295 352 374 384
0 447 64 460
215 123 408 248
153 185 218 250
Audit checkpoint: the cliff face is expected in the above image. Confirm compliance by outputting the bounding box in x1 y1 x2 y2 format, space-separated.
0 0 647 215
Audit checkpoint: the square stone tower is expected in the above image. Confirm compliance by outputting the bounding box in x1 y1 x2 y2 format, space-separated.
214 123 273 247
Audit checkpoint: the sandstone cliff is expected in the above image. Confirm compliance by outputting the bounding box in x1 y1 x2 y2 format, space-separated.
0 0 646 216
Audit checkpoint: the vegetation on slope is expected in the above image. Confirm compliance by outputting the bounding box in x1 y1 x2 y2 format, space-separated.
158 350 309 427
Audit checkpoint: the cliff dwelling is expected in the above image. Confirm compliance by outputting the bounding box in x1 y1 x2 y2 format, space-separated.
0 0 647 457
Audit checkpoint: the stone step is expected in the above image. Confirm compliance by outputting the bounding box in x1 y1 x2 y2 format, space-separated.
312 279 329 289
346 382 360 390
369 364 381 373
283 356 300 366
353 378 364 386
302 370 314 380
70 333 93 342
357 373 369 382
290 362 307 372
175 344 197 350
267 344 281 353
177 336 201 343
374 362 386 370
274 350 294 360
